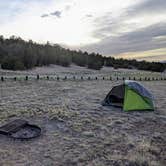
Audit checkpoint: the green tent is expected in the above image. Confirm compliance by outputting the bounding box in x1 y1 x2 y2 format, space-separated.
102 80 154 111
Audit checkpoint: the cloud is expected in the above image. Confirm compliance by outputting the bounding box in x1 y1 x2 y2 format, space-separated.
41 14 49 18
50 11 62 18
41 10 62 18
91 0 166 40
86 14 93 18
79 0 166 61
82 22 166 56
128 0 166 16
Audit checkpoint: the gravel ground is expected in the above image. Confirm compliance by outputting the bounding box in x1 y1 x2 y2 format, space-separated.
0 66 165 166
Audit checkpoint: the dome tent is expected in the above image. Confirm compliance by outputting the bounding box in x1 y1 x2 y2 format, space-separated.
102 80 154 111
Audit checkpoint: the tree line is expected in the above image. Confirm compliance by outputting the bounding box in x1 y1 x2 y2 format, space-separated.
104 57 165 72
0 35 165 72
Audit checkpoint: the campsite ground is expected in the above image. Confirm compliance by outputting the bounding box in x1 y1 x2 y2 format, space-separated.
0 65 166 166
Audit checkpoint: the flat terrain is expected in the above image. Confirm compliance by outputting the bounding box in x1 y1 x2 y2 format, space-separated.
0 66 165 166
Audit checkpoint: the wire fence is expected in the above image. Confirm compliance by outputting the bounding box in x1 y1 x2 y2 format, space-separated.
0 75 166 82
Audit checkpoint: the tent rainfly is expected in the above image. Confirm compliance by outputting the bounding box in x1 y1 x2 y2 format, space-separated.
102 80 154 111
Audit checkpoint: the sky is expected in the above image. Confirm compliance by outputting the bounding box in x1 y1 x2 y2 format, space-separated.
0 0 166 62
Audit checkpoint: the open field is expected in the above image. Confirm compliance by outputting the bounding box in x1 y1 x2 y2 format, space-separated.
0 65 165 79
0 66 166 166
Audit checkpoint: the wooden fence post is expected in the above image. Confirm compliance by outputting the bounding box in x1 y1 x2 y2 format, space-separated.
25 76 28 81
37 75 39 80
64 76 67 80
1 76 4 81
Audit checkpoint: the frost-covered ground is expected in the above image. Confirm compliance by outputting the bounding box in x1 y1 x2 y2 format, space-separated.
0 64 165 79
0 66 165 166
